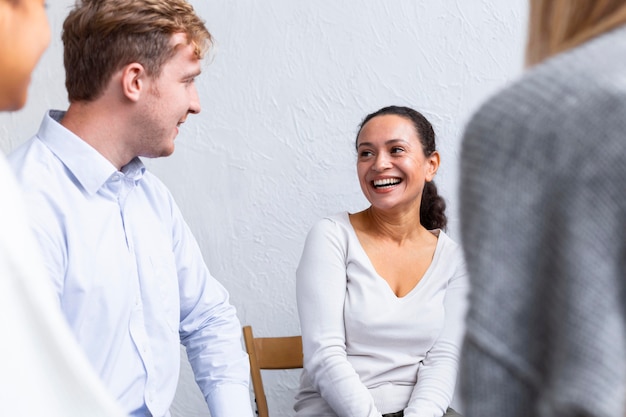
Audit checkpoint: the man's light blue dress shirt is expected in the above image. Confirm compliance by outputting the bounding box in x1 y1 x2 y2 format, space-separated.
9 110 253 417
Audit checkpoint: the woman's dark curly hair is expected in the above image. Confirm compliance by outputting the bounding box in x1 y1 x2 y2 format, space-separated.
356 105 447 230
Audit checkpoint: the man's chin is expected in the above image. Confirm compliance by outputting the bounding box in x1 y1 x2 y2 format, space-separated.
143 145 175 159
160 145 175 158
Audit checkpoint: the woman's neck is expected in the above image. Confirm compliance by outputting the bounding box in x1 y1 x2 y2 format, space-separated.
351 206 429 246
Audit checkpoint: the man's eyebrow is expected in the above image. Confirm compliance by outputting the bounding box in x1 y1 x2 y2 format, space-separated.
182 69 202 79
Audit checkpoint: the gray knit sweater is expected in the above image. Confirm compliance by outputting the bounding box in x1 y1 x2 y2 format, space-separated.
458 26 626 417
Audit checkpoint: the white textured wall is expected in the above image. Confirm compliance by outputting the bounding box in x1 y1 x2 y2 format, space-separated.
0 1 527 416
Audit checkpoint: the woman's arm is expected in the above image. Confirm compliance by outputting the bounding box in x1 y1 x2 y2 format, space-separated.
405 248 469 417
296 218 383 417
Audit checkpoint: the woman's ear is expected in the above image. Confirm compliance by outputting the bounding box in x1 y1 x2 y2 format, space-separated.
120 63 145 102
425 150 440 182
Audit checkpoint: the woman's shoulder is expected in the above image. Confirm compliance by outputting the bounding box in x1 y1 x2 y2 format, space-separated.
433 230 463 260
431 229 465 269
308 211 350 230
469 26 626 135
305 212 353 241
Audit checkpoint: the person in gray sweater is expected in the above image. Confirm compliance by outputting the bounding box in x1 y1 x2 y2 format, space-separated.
459 1 626 416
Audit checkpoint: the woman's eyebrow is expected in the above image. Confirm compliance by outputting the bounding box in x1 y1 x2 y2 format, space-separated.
357 139 408 148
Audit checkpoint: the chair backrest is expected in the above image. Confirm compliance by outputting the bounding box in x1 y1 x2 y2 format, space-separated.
242 325 303 417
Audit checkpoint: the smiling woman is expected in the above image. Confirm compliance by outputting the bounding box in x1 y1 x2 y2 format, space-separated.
294 106 469 417
355 106 446 231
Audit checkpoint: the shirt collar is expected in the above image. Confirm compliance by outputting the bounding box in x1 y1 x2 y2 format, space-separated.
120 157 146 182
38 110 146 195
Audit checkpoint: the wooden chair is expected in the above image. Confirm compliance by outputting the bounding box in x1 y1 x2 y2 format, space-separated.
242 325 303 417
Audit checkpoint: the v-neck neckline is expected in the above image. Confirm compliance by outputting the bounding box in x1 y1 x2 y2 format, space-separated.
344 212 442 300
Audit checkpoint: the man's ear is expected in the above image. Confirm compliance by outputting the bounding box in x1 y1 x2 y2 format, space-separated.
120 63 146 102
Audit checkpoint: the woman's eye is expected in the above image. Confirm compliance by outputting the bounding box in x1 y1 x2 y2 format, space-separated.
391 147 404 154
359 150 373 158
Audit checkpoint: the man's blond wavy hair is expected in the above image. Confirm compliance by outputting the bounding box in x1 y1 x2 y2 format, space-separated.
62 0 211 102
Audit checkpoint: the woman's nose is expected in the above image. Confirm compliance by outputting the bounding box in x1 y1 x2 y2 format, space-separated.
372 153 391 171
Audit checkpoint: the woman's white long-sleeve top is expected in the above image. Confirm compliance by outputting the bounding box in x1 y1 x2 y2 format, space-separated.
294 212 468 417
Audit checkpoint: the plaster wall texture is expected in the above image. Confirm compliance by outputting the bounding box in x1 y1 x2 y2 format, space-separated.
0 1 527 416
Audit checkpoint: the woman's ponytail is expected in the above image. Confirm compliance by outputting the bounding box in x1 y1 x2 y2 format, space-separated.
420 181 447 230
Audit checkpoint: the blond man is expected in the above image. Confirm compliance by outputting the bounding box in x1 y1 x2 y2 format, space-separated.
8 1 253 416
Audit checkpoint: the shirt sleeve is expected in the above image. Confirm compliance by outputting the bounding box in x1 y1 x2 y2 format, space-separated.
405 248 469 417
296 218 383 417
172 201 253 417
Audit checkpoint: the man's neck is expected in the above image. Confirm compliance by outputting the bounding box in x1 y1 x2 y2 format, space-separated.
61 101 133 171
